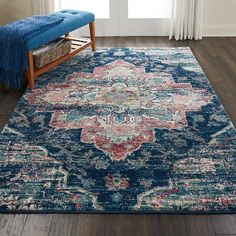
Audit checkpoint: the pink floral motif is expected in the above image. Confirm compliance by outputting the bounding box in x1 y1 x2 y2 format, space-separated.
105 174 129 191
26 60 213 161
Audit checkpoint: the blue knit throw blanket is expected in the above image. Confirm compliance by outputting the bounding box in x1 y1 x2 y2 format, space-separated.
0 16 63 88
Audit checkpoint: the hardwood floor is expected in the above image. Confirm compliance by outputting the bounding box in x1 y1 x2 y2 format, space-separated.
0 37 235 236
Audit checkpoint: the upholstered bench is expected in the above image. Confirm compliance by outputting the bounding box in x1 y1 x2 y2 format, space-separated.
26 9 96 88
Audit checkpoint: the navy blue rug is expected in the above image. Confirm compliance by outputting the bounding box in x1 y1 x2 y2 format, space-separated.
0 48 235 213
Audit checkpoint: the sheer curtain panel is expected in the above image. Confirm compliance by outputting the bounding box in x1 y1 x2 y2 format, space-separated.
169 0 204 40
32 0 56 15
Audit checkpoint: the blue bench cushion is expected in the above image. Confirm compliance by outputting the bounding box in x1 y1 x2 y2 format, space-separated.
27 10 95 50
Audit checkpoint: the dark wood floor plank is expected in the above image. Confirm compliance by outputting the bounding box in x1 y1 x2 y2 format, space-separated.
131 215 160 236
76 214 106 236
0 89 24 114
121 37 136 47
0 90 8 103
48 214 78 236
0 114 9 131
198 39 236 88
96 37 105 48
188 43 211 75
114 37 124 48
207 37 236 67
208 40 236 90
137 36 168 47
158 215 188 236
210 82 236 126
184 215 214 236
210 215 236 235
21 214 53 236
216 235 236 236
103 37 116 48
191 41 229 83
105 214 131 236
0 214 27 236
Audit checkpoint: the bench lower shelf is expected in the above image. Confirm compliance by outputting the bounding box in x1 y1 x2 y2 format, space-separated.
25 22 96 88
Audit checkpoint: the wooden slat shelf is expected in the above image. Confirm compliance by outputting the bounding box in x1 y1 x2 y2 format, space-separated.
25 22 96 88
63 36 90 43
33 40 92 78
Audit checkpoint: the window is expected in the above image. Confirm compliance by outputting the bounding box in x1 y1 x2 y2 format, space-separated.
55 0 110 19
128 0 172 19
55 0 172 36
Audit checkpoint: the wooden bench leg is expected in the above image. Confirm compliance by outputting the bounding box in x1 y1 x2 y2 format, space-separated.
27 51 35 88
89 22 96 51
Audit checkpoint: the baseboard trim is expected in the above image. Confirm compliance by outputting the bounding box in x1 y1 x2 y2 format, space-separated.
203 24 236 36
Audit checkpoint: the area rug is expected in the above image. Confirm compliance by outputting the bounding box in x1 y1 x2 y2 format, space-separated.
0 48 235 213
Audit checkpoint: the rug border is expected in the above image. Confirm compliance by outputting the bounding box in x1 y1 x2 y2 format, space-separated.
0 210 235 214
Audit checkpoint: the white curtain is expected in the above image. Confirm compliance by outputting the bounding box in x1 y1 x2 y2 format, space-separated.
32 0 56 15
169 0 204 40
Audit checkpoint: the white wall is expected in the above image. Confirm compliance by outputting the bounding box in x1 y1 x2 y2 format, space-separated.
0 0 33 25
0 0 236 36
203 0 236 36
